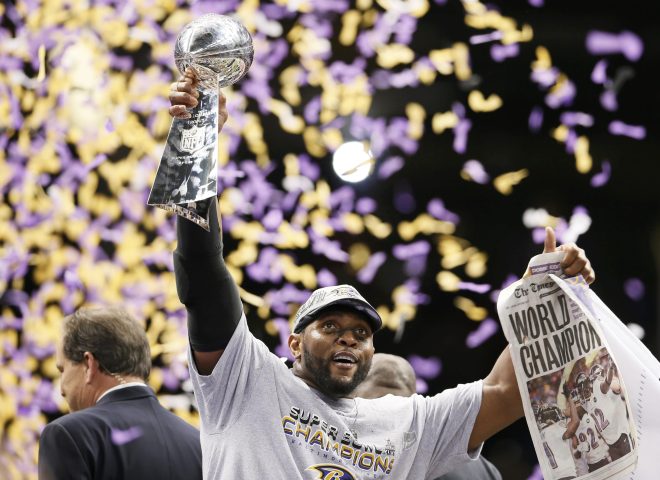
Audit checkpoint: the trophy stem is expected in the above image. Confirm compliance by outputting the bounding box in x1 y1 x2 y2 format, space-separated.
148 83 220 231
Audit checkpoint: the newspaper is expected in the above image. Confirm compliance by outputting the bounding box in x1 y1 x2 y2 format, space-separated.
574 280 660 480
497 252 639 480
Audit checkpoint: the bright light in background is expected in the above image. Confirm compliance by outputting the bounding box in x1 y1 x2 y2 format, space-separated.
332 141 375 183
626 322 645 340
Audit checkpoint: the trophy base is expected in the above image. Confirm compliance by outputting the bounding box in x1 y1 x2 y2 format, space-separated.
152 200 212 231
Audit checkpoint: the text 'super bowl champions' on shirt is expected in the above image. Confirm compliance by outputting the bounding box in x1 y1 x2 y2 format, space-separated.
188 314 483 479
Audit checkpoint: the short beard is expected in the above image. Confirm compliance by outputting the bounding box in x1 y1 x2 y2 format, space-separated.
302 344 371 397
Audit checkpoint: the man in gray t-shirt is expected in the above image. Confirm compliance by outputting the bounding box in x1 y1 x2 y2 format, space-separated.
168 71 596 479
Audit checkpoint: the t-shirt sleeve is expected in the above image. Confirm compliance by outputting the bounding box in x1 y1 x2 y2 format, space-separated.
187 313 276 434
420 380 484 479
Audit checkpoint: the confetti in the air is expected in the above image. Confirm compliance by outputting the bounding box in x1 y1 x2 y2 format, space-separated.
0 0 650 476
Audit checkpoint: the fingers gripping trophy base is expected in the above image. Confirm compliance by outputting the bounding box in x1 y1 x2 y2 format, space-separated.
154 199 213 232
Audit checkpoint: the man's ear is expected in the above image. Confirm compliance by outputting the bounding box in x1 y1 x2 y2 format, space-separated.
288 333 302 361
82 351 101 384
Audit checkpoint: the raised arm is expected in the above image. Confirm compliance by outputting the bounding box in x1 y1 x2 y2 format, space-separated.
468 347 523 450
601 358 621 394
170 71 242 375
468 227 595 450
562 395 581 440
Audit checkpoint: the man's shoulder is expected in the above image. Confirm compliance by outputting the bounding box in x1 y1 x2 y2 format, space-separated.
49 403 113 425
46 398 199 440
43 405 109 440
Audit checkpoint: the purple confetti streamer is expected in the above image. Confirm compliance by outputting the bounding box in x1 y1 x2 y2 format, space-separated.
394 189 416 214
357 252 386 284
609 120 646 139
393 241 431 260
470 31 503 45
590 160 611 187
246 248 282 284
527 464 543 480
191 0 240 16
394 15 417 45
404 256 427 277
329 58 367 84
600 89 618 111
403 279 430 306
262 209 284 230
490 43 519 62
458 282 491 294
317 269 338 287
308 230 349 262
564 128 578 154
329 186 355 213
545 79 576 109
623 278 645 301
267 285 310 317
111 426 143 445
560 112 594 128
591 59 608 84
408 355 442 379
355 197 376 215
378 156 405 179
415 378 428 394
466 318 499 348
427 199 460 224
453 118 471 154
272 318 294 361
390 69 420 89
304 96 321 123
528 106 543 133
531 67 559 89
387 117 419 155
585 30 644 62
462 160 490 184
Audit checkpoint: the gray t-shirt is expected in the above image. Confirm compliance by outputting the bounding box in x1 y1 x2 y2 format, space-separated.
189 314 483 479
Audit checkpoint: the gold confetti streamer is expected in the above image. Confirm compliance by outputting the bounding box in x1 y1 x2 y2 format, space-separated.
468 90 503 112
574 136 593 173
436 270 460 291
376 44 416 68
454 296 488 321
406 103 426 140
398 214 455 241
340 10 361 46
432 111 459 134
493 169 529 195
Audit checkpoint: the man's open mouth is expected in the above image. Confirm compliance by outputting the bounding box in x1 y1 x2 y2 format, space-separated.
332 352 358 365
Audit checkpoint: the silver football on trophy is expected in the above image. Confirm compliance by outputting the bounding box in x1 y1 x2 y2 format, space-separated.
174 14 254 90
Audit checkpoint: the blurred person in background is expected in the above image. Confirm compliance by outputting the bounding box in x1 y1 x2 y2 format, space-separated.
354 353 503 480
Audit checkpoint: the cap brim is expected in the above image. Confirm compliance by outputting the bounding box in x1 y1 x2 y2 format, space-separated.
294 298 382 333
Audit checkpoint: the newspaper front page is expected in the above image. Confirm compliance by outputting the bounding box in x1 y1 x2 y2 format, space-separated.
497 252 638 480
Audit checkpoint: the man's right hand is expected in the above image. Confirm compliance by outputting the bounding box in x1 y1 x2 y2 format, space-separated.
168 67 228 132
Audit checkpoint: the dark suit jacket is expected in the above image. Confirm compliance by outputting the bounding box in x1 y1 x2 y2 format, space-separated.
38 386 202 480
